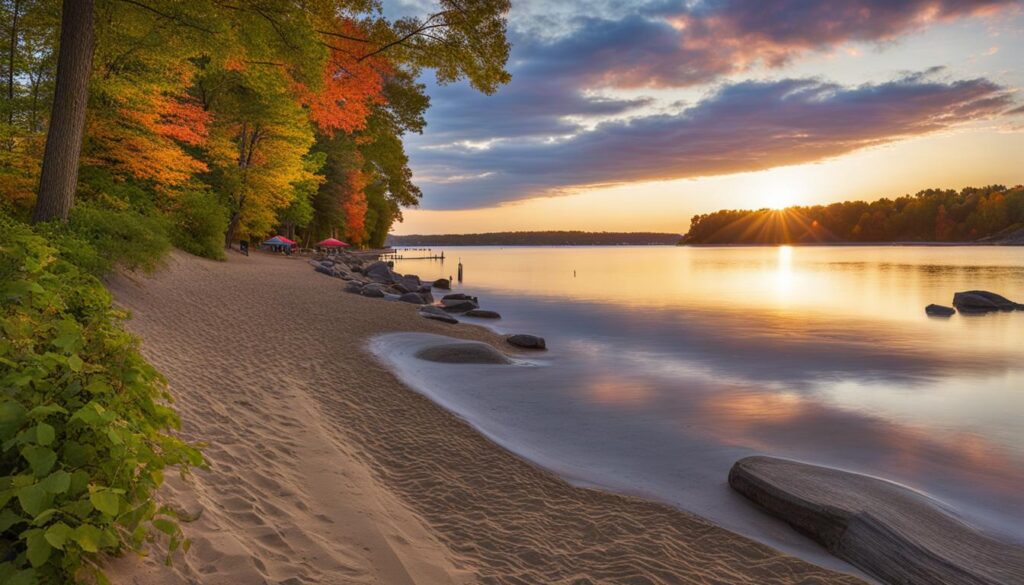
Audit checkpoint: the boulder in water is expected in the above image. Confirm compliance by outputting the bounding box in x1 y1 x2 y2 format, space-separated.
441 299 478 313
433 278 451 290
506 334 546 350
415 342 512 364
925 304 955 317
465 309 501 319
418 306 458 324
442 293 478 302
729 456 1024 585
952 290 1022 313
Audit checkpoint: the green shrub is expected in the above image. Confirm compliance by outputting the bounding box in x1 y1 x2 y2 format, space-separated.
39 204 172 278
167 191 228 261
0 215 204 584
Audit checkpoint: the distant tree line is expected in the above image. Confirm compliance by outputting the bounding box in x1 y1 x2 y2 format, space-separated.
387 231 683 246
682 185 1024 244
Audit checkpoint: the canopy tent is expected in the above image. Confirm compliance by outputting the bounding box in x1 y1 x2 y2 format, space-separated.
262 235 296 252
262 235 296 247
316 238 350 248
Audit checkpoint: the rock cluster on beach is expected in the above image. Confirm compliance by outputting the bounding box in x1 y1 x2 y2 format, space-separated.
926 290 1023 316
729 456 1024 585
311 252 546 349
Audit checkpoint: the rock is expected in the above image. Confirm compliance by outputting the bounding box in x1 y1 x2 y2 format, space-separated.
344 281 363 294
394 283 414 294
418 306 458 324
925 304 955 317
360 287 385 298
442 293 478 302
314 265 334 276
415 342 512 365
952 290 1023 313
399 292 427 304
433 278 451 290
364 261 399 283
465 309 501 319
729 456 1024 585
440 299 478 313
506 334 546 350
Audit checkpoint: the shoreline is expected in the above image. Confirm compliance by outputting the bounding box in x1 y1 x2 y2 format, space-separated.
106 250 864 584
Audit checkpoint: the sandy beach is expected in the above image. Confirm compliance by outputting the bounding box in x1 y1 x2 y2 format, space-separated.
105 250 863 585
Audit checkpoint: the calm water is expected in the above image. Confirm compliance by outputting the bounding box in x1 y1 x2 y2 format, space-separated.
379 246 1024 564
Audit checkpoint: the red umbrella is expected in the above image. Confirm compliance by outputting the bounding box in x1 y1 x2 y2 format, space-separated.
316 238 350 248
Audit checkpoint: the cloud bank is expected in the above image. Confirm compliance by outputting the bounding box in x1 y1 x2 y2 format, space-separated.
399 0 1021 209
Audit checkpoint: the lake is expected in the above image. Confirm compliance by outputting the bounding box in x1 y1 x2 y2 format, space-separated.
380 245 1024 565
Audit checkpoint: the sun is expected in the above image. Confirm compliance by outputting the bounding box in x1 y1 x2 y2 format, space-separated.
760 178 797 210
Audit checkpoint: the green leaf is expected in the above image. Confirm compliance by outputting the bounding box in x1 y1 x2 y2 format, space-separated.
0 400 27 440
26 530 52 567
35 423 55 446
90 490 120 517
0 509 24 532
21 445 57 477
67 354 84 372
26 404 67 419
85 380 111 394
44 522 73 550
72 524 103 553
16 483 49 516
39 470 71 494
152 518 177 536
3 568 35 585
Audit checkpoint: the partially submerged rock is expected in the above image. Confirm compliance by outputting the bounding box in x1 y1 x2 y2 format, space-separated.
506 334 546 350
925 304 955 317
952 290 1023 313
729 456 1024 585
440 299 478 313
418 306 458 324
442 293 478 303
465 309 501 319
415 342 512 364
433 278 451 290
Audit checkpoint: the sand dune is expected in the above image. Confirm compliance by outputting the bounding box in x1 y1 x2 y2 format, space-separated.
106 251 863 584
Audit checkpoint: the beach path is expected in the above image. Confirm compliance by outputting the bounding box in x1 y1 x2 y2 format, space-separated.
106 251 863 585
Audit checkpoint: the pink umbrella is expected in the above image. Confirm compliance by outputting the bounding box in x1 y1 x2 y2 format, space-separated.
316 238 350 248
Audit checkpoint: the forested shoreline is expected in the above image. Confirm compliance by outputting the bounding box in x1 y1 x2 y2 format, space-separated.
1 1 510 582
682 185 1024 245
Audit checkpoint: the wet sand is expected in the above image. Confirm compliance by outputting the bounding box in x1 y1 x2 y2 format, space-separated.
106 250 863 584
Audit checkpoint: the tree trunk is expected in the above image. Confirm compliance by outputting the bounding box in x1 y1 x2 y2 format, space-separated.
224 211 241 248
7 0 20 126
31 0 95 223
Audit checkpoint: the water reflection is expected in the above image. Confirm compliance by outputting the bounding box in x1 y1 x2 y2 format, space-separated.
387 246 1024 551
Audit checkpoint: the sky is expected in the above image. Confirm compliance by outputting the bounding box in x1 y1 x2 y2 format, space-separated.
386 0 1024 235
